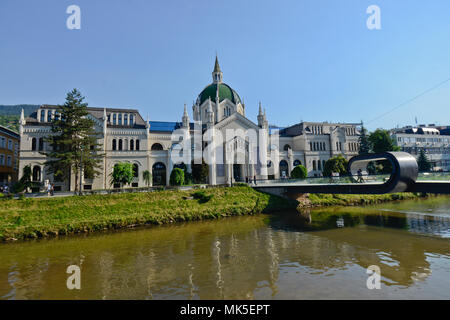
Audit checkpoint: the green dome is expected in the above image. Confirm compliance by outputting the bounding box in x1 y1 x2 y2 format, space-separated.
198 83 241 106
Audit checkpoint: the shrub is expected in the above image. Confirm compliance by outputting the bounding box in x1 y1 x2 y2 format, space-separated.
170 168 185 186
291 165 308 179
192 190 213 203
323 155 348 177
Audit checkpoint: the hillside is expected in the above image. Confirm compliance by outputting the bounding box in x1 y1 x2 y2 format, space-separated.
0 105 39 133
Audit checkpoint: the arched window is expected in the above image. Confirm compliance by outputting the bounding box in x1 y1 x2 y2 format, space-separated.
310 142 313 151
136 139 140 151
151 143 163 151
293 159 301 166
47 110 52 122
113 114 117 125
38 138 44 151
55 111 59 121
112 139 117 151
130 139 134 151
118 139 123 151
130 114 134 125
312 160 317 171
283 144 291 151
323 160 326 170
124 114 128 126
118 114 122 125
318 160 322 170
32 138 37 151
32 166 41 182
133 163 139 178
152 162 166 186
40 110 45 122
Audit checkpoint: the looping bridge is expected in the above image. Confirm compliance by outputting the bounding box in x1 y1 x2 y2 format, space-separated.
253 152 450 197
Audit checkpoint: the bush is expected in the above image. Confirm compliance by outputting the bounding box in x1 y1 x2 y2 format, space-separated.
291 165 308 179
192 190 213 203
12 181 25 193
170 168 185 186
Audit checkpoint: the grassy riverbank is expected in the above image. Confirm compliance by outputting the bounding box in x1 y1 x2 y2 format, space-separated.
0 186 296 241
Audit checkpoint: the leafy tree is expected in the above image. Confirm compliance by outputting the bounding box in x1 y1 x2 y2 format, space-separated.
358 123 371 155
291 165 308 179
368 129 400 153
170 168 185 186
143 170 152 187
323 155 348 177
41 89 103 192
417 149 432 172
110 162 134 188
192 160 209 184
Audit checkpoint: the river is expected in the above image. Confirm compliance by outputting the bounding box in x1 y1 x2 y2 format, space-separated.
0 196 449 299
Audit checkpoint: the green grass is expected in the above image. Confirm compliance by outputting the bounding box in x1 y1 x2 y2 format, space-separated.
0 186 296 241
306 192 428 207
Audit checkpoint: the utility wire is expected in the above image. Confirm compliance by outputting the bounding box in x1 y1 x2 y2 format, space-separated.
366 77 450 125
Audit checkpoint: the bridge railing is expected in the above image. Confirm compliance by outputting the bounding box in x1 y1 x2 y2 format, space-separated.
253 174 390 185
417 172 450 181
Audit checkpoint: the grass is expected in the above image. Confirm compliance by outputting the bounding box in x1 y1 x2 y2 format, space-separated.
306 192 429 208
0 186 296 241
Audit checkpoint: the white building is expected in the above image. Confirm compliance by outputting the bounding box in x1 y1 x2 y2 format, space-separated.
19 57 361 191
392 126 450 171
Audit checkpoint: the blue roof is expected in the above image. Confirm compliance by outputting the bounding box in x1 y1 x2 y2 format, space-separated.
149 121 180 132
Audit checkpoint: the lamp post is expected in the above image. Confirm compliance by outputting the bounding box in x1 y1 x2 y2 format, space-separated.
79 144 83 196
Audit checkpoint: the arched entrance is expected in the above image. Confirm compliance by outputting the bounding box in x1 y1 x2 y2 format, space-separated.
233 164 242 182
279 160 289 178
152 162 166 186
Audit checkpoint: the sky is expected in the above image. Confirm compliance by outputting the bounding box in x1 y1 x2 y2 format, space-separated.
1 0 450 131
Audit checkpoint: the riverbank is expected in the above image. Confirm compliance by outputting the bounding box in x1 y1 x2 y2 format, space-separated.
0 186 296 241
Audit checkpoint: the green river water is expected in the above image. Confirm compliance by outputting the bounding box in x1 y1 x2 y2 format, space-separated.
0 196 449 299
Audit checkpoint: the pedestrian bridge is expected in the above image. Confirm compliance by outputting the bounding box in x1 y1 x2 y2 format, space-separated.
253 152 450 197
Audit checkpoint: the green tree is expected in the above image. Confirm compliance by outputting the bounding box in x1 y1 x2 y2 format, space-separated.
170 168 185 186
143 170 152 187
110 163 134 188
417 149 432 172
368 129 400 153
192 160 209 184
42 89 103 192
13 165 32 193
323 155 348 177
291 165 308 179
358 123 371 155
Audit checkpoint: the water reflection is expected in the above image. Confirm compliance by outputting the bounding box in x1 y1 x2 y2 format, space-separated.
0 197 449 299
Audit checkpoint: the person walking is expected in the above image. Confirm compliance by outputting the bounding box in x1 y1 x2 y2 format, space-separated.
357 169 364 183
253 175 257 186
50 183 55 196
47 183 52 197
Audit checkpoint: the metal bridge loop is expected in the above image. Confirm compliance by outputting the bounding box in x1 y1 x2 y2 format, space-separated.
348 152 418 193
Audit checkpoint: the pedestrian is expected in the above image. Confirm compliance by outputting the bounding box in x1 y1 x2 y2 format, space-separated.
253 175 257 185
357 169 364 183
47 183 52 196
51 183 55 196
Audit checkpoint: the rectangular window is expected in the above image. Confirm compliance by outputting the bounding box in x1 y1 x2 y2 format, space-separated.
124 114 128 126
40 110 45 122
118 114 122 125
7 156 11 167
8 140 12 150
0 154 4 165
113 114 117 125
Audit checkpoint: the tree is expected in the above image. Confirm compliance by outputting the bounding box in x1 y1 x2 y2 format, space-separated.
358 123 371 155
42 89 103 192
143 170 152 187
323 155 348 177
291 165 308 179
368 129 400 153
110 163 134 188
13 165 33 193
170 168 185 186
417 149 432 172
192 160 209 184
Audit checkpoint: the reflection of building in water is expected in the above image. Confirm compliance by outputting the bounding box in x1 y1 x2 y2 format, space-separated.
406 214 450 238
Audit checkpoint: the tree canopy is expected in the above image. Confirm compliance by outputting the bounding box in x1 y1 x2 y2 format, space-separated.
170 168 185 186
110 163 134 187
42 89 103 192
323 155 348 177
417 149 432 172
291 165 308 179
368 129 400 153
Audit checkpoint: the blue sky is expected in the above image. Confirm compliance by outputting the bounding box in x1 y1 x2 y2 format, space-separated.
1 0 450 130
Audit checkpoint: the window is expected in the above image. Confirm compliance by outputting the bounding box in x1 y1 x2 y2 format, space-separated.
8 140 12 150
118 139 123 151
312 160 316 171
0 137 5 148
0 154 4 165
124 114 128 126
112 139 117 151
32 166 41 181
38 138 44 151
118 114 122 125
130 114 134 125
55 111 60 121
32 138 37 151
7 156 12 167
48 110 52 122
133 164 139 178
293 159 301 166
136 139 140 151
40 110 45 122
152 143 164 151
130 139 134 151
113 114 117 125
318 160 322 170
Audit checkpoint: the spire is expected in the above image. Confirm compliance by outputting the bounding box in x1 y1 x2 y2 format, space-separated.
258 102 263 115
20 108 25 125
212 55 223 84
182 103 189 128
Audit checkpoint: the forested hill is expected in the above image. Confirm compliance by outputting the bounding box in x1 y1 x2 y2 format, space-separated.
0 105 39 133
0 105 39 116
